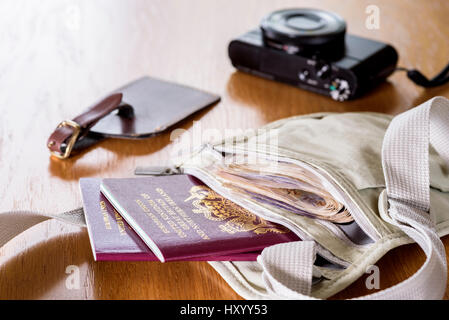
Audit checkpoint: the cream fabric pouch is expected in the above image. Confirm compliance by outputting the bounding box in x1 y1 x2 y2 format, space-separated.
170 96 449 299
0 96 448 300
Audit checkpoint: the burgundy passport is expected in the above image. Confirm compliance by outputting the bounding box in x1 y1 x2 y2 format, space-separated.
100 175 299 262
80 178 263 261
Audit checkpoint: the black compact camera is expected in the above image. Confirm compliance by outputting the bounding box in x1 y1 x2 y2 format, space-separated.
228 8 399 101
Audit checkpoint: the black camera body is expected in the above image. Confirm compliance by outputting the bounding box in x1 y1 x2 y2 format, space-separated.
228 9 399 101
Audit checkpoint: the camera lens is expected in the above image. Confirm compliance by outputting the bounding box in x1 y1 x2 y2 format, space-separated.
286 14 325 31
261 8 346 55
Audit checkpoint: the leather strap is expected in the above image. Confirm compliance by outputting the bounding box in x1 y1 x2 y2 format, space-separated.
45 76 221 159
47 93 127 158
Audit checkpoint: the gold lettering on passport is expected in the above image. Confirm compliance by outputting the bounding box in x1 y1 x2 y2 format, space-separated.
137 191 210 240
147 198 187 239
113 209 126 236
155 188 210 240
185 185 290 235
135 198 170 234
99 201 112 230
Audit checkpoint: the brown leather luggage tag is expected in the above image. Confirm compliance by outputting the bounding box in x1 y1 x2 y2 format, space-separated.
47 76 220 159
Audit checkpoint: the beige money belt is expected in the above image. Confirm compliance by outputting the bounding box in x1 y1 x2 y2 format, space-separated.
1 96 449 300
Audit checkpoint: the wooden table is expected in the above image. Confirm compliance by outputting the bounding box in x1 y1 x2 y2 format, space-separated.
0 0 448 300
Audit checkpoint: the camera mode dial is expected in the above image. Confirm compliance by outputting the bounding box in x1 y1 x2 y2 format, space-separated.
329 78 351 101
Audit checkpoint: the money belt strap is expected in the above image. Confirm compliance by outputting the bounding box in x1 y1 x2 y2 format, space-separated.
258 96 449 299
0 97 448 299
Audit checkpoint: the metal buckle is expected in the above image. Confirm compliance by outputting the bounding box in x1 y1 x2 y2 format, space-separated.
50 120 81 159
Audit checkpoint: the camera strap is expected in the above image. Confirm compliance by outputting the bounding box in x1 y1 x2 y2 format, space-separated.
399 61 449 88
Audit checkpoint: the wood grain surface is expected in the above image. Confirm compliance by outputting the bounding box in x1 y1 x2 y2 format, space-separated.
0 0 448 300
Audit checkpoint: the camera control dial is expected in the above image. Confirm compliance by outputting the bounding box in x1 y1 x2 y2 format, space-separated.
329 78 351 101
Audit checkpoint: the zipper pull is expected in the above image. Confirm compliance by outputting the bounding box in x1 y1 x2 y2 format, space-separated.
134 165 183 176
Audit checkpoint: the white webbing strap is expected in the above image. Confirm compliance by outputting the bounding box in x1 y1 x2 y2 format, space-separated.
259 96 449 299
0 208 85 249
258 241 316 298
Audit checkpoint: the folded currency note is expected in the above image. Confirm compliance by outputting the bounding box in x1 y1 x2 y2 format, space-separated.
208 156 353 224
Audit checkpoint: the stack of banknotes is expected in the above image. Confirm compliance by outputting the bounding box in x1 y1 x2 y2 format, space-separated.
208 156 353 224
